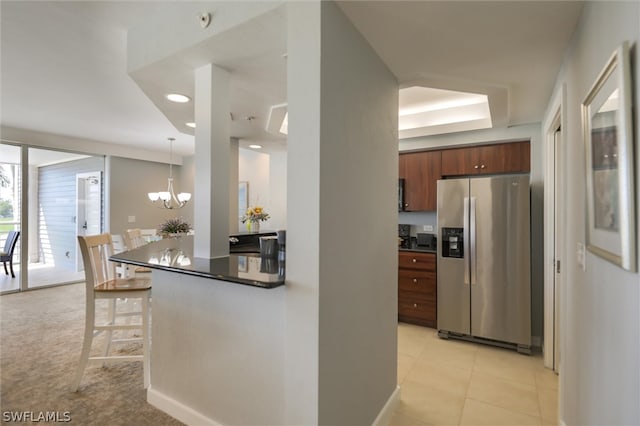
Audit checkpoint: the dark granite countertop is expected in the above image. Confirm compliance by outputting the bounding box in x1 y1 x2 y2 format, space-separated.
229 230 277 237
399 245 437 254
110 235 284 289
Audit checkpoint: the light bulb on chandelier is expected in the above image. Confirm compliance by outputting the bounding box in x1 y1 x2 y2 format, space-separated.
148 137 191 209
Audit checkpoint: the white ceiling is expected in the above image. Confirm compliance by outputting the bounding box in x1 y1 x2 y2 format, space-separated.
0 1 583 157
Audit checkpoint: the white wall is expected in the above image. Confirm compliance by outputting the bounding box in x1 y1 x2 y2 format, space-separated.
149 270 286 425
268 150 287 231
543 2 640 424
238 148 287 232
238 148 270 230
109 156 188 237
286 2 398 424
399 123 545 345
178 154 195 227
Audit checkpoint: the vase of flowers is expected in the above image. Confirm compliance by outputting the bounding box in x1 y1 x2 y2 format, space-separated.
158 217 192 238
241 206 270 233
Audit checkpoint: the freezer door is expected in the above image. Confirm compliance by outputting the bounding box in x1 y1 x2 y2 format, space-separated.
470 175 531 346
437 178 470 335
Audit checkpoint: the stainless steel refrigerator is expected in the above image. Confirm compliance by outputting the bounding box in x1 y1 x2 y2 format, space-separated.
437 175 531 353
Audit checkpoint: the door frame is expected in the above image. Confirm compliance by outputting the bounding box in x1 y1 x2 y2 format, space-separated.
75 171 103 272
543 84 566 372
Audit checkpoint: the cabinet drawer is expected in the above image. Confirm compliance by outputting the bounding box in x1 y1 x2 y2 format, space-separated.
398 270 436 297
398 295 436 327
398 251 436 271
399 287 436 305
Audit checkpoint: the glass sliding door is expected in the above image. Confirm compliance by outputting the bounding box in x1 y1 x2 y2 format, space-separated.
1 144 105 292
0 144 22 293
27 148 105 288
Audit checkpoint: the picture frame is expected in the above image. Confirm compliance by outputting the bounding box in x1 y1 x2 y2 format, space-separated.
582 41 636 272
239 181 248 216
237 255 248 273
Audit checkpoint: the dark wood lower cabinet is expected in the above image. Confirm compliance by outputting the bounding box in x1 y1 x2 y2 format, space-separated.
398 251 437 328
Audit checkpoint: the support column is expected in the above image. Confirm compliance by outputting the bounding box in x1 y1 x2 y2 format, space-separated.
229 137 239 233
285 2 399 425
194 64 230 258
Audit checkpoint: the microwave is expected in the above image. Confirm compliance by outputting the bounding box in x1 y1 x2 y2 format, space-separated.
398 178 405 212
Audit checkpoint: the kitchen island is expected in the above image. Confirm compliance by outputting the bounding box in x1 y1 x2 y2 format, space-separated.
110 236 286 425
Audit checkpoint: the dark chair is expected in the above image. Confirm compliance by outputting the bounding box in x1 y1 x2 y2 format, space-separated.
1 231 20 278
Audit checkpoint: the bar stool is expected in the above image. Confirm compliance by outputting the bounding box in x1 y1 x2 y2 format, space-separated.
73 233 151 391
123 228 152 275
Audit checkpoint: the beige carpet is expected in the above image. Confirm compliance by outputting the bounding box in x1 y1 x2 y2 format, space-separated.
0 283 183 425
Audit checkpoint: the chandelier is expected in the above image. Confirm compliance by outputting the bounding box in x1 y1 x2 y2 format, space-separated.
148 137 191 209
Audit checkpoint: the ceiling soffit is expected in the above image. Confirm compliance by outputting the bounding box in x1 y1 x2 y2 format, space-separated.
127 3 287 144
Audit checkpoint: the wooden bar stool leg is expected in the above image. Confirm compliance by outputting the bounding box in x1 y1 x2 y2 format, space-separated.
142 295 150 389
102 299 117 365
73 301 96 391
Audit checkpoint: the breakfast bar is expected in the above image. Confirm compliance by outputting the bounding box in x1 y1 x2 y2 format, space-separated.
110 236 287 425
110 235 285 288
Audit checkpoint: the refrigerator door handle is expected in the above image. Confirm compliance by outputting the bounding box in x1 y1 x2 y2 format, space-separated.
470 197 477 285
463 197 470 285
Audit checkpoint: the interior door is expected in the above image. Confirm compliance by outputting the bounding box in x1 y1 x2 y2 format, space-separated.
553 128 563 373
470 175 531 346
76 172 102 271
437 178 470 334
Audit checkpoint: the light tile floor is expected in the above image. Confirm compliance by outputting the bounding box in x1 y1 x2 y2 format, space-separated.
392 323 558 426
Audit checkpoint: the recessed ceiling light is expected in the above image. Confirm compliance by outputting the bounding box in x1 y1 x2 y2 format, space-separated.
266 103 288 136
166 93 191 103
279 112 288 135
185 122 196 128
249 144 262 149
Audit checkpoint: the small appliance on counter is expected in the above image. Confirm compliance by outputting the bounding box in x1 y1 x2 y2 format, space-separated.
277 230 286 261
398 224 410 249
259 236 278 258
416 233 437 250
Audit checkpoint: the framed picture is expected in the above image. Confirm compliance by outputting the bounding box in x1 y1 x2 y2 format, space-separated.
237 255 248 273
239 181 248 216
582 41 636 272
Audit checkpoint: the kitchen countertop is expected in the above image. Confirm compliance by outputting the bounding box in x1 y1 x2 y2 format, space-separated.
229 230 277 237
110 235 285 289
399 245 437 254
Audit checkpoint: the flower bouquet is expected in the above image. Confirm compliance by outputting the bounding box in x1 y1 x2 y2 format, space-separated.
241 206 270 232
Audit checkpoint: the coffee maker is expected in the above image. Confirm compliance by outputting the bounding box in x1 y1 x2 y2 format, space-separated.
398 224 410 249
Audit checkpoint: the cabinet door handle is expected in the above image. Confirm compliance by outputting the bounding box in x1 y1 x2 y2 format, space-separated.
480 164 486 169
413 278 418 283
412 258 417 263
413 303 418 308
404 203 409 207
474 165 479 169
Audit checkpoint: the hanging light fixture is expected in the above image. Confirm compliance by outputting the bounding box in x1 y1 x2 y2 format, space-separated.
148 137 191 209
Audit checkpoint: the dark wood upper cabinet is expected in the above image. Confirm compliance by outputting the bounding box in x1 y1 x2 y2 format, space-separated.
400 141 529 212
441 141 530 176
399 151 441 211
441 147 475 176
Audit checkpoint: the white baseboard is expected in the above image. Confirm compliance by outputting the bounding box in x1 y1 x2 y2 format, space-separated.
147 386 221 426
372 385 401 426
